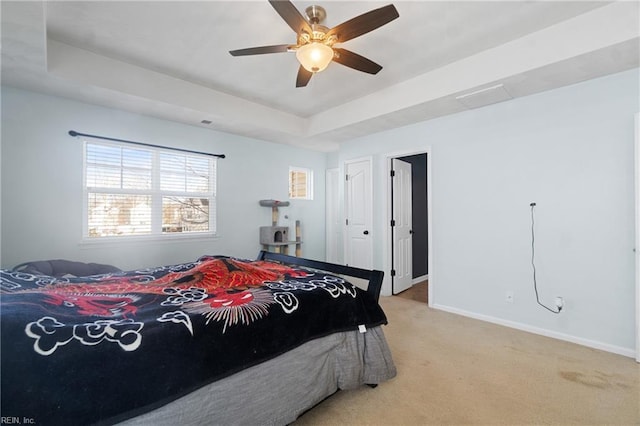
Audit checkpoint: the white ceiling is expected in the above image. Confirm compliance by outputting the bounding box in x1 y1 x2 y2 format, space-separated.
2 1 639 151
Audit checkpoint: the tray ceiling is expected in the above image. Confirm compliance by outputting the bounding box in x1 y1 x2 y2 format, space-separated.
2 1 638 151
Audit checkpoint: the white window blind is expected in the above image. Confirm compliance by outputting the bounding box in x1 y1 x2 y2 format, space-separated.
289 167 313 200
84 139 216 239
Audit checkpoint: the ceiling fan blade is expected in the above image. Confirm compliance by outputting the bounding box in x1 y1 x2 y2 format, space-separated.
269 0 313 35
332 48 382 74
296 66 313 87
229 44 290 56
326 4 399 43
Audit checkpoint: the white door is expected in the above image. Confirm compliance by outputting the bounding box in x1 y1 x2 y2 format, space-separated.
345 159 372 269
392 159 413 293
325 168 340 263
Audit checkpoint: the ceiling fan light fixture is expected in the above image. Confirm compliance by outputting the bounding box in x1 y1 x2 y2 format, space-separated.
229 1 399 87
296 42 333 73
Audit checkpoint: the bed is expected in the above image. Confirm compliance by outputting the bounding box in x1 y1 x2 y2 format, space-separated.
0 251 396 425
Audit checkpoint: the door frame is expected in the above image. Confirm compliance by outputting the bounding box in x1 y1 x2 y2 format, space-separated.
384 148 432 304
634 112 639 362
325 168 339 263
343 156 373 270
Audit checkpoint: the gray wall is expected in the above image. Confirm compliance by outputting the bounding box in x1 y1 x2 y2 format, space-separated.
1 87 327 270
336 69 639 355
2 67 638 356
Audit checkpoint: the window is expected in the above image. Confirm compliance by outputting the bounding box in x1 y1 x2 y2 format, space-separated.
84 139 216 239
289 167 313 200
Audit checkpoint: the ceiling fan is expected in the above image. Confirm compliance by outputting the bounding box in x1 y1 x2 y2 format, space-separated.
229 0 399 87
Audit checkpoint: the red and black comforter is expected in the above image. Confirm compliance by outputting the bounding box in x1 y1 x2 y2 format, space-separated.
0 255 387 425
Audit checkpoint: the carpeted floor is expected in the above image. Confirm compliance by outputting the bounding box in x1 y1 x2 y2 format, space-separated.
294 296 640 425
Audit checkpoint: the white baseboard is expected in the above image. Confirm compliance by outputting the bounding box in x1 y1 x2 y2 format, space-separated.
431 303 636 359
412 275 428 284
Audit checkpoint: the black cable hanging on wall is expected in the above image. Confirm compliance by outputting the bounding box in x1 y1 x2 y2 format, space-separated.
68 130 226 158
530 202 562 314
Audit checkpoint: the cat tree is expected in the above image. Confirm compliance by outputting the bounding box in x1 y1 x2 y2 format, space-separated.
259 199 301 256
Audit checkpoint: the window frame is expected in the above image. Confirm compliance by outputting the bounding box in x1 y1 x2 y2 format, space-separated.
288 166 314 200
82 138 217 242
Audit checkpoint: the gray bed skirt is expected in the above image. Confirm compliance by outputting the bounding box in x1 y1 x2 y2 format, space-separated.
118 326 396 426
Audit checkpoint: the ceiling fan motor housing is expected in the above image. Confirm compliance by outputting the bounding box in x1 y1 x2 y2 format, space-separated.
305 5 326 24
299 5 332 45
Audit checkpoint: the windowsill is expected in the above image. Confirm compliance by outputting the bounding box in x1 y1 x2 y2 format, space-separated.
79 232 219 247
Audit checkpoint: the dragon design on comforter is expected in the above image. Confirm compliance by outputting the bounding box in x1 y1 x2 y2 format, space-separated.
0 256 387 425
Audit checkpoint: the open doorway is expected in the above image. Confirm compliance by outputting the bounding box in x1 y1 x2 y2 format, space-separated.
387 150 431 305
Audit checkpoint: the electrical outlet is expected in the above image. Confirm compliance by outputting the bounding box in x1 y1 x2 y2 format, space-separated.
505 291 514 303
555 296 564 310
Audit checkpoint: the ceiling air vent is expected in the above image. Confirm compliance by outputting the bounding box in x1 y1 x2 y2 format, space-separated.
455 84 513 109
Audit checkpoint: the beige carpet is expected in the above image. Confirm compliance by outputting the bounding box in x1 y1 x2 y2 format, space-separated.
294 296 640 425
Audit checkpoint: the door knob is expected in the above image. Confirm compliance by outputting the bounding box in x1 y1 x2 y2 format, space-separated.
363 230 369 235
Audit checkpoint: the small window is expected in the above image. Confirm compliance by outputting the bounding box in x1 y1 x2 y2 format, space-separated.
84 139 217 239
289 167 313 200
